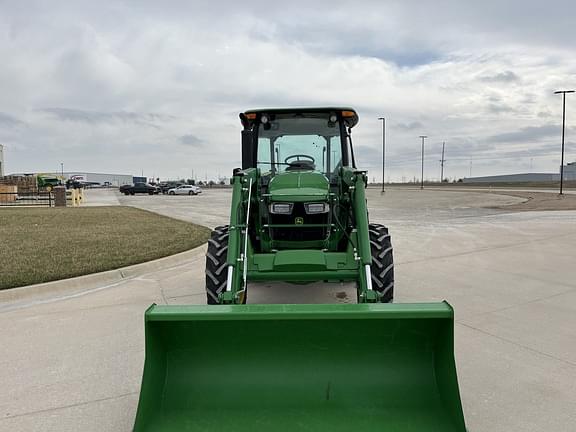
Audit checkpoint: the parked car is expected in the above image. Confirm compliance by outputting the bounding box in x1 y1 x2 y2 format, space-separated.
167 185 202 195
119 182 160 195
159 182 183 194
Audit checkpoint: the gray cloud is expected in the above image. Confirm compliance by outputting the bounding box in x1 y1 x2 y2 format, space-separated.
0 112 24 127
1 0 575 181
486 103 515 114
39 108 173 124
486 125 561 144
179 134 203 147
478 71 520 83
394 121 424 131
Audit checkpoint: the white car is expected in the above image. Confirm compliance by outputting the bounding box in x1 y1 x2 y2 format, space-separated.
167 185 202 196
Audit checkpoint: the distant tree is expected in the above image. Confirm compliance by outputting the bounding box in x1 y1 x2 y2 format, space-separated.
186 178 195 185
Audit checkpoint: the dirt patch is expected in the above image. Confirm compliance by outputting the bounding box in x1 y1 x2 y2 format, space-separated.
488 191 576 211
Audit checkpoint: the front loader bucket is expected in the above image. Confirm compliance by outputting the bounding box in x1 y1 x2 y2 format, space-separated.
134 303 466 432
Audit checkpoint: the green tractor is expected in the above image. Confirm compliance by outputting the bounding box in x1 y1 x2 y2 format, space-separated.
37 174 61 192
205 108 393 305
133 108 467 432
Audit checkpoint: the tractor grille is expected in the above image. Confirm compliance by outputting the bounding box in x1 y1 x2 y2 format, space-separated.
269 203 329 242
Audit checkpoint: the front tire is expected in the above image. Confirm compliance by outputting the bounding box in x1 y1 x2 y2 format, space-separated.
369 223 394 303
206 226 228 305
205 225 246 304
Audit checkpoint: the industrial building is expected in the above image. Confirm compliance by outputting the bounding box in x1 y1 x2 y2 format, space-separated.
564 162 576 180
463 173 559 183
5 172 134 187
55 172 134 186
463 162 576 183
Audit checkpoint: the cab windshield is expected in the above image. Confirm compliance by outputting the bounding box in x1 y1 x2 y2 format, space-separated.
257 113 343 176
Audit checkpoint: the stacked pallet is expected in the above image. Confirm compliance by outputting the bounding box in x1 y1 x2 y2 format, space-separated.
0 175 37 194
0 184 17 202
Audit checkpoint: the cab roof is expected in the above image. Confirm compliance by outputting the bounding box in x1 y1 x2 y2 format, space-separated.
242 107 359 128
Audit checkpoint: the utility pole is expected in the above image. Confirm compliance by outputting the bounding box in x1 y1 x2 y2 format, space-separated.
61 162 64 178
554 90 574 195
419 135 427 190
378 117 386 193
439 141 446 182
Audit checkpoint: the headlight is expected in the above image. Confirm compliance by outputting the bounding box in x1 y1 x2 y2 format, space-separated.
304 202 329 214
269 203 293 214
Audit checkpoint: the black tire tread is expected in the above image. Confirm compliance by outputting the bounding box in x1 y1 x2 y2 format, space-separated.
368 223 394 303
205 225 233 304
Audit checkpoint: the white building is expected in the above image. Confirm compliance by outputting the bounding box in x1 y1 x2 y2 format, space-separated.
463 173 559 183
563 162 576 180
463 162 576 183
48 172 133 186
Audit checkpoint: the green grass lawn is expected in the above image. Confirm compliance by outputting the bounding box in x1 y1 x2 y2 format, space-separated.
0 206 211 290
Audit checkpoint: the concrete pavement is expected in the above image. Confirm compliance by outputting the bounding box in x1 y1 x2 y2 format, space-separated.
1 188 575 431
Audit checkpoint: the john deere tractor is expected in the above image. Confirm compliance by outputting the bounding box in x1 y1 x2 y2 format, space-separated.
133 108 467 432
206 108 393 305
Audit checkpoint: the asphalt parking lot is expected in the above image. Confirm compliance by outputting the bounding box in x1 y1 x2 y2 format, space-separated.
1 187 575 431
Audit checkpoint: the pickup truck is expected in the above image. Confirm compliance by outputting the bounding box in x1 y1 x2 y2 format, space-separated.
119 183 159 195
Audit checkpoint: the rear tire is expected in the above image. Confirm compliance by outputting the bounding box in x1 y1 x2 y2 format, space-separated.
205 225 246 304
368 223 394 303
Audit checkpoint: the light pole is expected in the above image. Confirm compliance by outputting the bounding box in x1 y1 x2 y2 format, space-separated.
554 90 574 195
440 141 446 182
378 117 386 193
60 162 64 177
419 135 427 189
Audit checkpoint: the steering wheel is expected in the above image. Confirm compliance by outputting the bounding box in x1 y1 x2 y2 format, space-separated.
284 154 315 165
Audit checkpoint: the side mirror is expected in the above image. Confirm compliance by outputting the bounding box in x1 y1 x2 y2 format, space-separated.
241 130 255 169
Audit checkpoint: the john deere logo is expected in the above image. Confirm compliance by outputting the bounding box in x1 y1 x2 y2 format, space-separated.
295 217 304 225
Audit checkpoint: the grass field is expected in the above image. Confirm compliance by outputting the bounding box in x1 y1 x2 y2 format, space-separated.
0 206 211 290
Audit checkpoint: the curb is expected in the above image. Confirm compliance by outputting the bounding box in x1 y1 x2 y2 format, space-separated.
0 244 207 306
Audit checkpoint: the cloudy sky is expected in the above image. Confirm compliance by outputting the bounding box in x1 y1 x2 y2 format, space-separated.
1 0 575 182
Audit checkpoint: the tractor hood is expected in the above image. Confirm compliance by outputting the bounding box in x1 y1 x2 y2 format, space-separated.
268 171 329 202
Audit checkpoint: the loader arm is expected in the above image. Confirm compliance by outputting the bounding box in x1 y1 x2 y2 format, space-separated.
221 168 258 304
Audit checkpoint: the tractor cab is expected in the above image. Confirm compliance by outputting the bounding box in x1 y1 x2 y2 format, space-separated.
240 107 359 179
239 108 360 248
